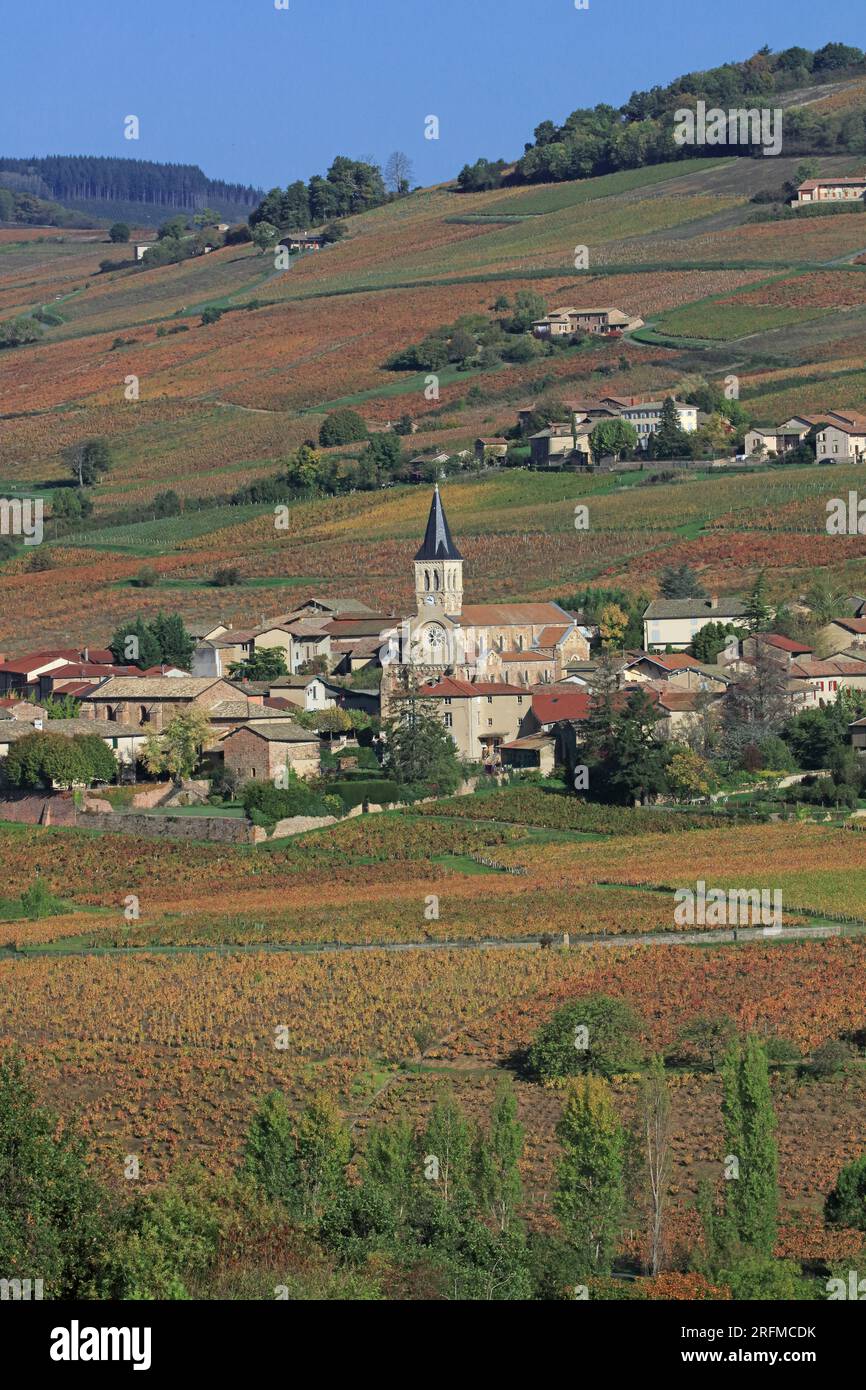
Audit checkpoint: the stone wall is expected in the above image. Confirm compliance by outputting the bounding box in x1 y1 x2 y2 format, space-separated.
73 811 257 843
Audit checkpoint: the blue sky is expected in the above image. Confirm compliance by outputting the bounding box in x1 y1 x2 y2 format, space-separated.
2 0 863 190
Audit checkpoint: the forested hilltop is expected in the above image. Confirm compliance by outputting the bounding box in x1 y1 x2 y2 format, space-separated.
459 41 866 189
0 156 263 221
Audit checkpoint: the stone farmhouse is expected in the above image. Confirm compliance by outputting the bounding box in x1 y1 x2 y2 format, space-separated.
221 721 322 783
531 306 644 339
79 676 242 732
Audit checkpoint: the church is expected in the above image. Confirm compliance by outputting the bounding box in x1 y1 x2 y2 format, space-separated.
380 485 590 702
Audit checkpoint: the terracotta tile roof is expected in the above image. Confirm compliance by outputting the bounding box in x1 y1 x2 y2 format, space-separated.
46 661 140 681
791 658 866 678
821 413 866 434
832 618 866 634
460 602 572 625
757 634 813 654
663 653 703 668
799 178 866 190
532 690 593 723
537 625 570 646
421 677 525 698
657 690 705 712
502 733 556 750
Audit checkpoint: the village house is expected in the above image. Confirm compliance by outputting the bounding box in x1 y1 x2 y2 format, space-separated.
794 175 866 207
0 699 48 722
0 717 147 769
529 421 594 468
414 675 528 767
519 686 593 735
0 648 121 698
221 721 321 783
619 398 698 446
79 676 241 731
788 655 866 707
815 411 866 462
822 617 866 654
261 674 337 711
741 633 814 667
191 630 257 678
849 715 866 752
531 306 643 339
408 450 450 481
643 595 750 651
474 437 510 464
618 651 730 693
744 415 824 457
499 731 557 774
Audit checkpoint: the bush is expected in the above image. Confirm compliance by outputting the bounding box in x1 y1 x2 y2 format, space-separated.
808 1039 853 1079
670 1014 737 1072
241 778 331 827
319 410 368 447
224 223 253 245
132 565 159 589
721 1254 815 1301
762 1036 801 1066
212 566 241 587
526 995 643 1081
328 779 399 809
20 876 63 920
825 1152 866 1229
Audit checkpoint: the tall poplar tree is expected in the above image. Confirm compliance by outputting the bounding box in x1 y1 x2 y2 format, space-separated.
721 1035 778 1256
554 1075 625 1279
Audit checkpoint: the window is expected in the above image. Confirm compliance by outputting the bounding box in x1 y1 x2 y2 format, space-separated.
488 719 493 727
444 713 453 728
444 697 452 706
487 695 493 704
517 695 523 704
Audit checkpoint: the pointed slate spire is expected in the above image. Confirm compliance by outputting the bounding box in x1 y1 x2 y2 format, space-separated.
414 484 463 561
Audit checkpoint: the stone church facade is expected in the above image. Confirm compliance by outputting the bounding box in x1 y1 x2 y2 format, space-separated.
381 486 590 708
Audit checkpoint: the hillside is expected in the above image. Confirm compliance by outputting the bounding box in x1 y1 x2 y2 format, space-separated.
3 149 866 646
460 42 866 189
0 155 263 225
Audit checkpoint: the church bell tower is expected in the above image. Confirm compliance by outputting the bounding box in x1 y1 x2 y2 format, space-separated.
414 484 463 616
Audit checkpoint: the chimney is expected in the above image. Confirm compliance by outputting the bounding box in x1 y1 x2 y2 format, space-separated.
83 647 89 662
708 594 718 610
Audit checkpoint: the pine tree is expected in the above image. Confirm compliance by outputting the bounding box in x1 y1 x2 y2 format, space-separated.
554 1075 625 1279
652 397 691 459
149 612 194 670
744 569 772 631
109 615 161 669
